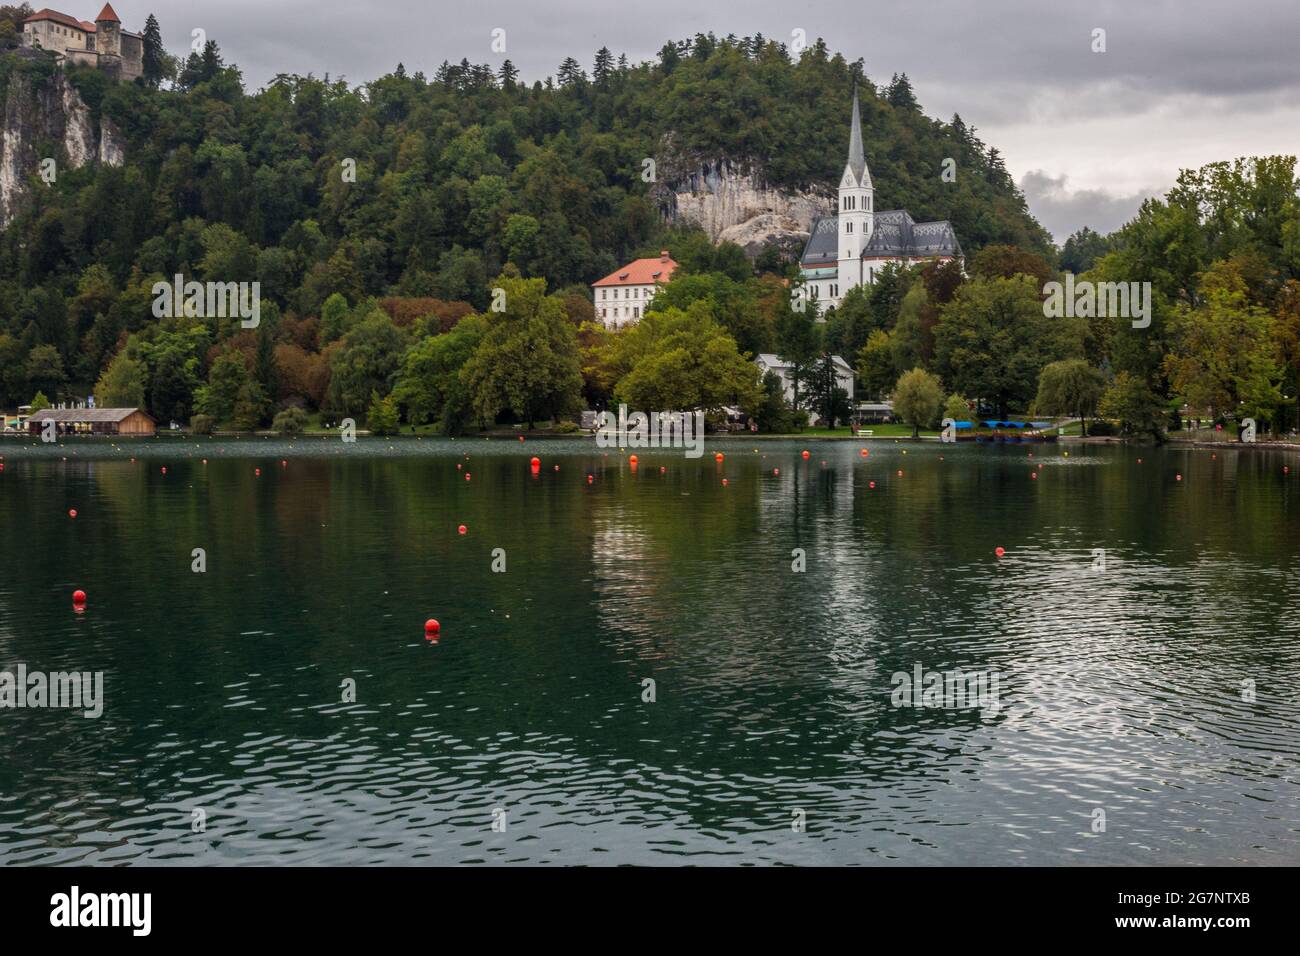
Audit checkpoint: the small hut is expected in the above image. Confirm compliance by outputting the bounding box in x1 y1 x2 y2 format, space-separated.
26 408 156 436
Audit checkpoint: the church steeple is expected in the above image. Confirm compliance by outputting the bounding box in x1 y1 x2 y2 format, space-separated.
847 86 867 185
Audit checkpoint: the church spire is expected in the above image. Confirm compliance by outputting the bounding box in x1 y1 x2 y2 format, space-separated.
847 86 866 184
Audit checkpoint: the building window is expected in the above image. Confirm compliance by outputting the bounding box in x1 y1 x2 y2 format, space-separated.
846 221 853 233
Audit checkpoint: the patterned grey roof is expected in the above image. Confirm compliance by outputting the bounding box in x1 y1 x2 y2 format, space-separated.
800 216 840 267
862 210 963 259
800 210 963 265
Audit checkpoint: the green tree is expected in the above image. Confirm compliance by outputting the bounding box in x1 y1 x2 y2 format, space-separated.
95 350 147 408
366 390 400 435
1034 359 1106 436
934 275 1077 417
25 345 66 401
326 310 408 417
392 314 487 432
613 302 760 413
196 351 252 424
460 277 583 428
892 367 944 438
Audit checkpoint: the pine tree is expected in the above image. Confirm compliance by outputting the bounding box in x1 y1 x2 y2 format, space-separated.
593 47 614 85
557 57 585 88
498 59 519 88
885 72 918 111
141 14 164 87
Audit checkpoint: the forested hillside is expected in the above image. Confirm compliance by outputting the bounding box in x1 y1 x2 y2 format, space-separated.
0 19 1049 416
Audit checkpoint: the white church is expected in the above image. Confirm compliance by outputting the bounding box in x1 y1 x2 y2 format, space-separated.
800 90 963 313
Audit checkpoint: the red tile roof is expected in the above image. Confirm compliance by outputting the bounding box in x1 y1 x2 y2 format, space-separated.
96 3 120 22
591 251 679 288
24 8 90 30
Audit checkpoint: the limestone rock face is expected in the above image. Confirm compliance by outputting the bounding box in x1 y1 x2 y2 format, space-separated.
660 159 827 258
0 68 126 227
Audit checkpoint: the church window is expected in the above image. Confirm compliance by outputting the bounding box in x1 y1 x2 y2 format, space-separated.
846 221 853 233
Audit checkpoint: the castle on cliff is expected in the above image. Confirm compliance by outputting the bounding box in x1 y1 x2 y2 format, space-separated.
19 4 143 81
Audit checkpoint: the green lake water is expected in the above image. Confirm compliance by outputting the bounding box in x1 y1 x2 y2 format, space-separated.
1 435 1297 865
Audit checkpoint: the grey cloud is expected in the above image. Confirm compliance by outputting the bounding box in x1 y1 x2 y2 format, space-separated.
1019 170 1160 244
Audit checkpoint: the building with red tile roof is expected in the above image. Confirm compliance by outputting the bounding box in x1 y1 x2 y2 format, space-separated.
591 250 678 329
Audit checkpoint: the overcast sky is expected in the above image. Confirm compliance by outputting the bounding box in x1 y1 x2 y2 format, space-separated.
111 0 1299 243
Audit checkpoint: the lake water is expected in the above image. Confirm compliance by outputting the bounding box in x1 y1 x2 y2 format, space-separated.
1 436 1297 865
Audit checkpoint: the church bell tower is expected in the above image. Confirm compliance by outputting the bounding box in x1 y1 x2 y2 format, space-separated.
837 88 874 296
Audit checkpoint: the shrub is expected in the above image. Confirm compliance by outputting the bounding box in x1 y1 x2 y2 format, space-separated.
1087 420 1117 437
552 420 580 434
189 414 215 435
272 406 308 435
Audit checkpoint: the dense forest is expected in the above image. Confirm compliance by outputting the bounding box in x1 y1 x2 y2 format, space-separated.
0 8 1297 440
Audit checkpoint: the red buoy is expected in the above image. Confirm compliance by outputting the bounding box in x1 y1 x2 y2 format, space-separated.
519 435 525 442
73 589 87 606
458 524 467 535
587 474 594 484
659 466 666 473
465 473 471 481
860 449 868 457
161 466 167 474
457 463 462 470
1031 472 1038 480
281 460 288 467
869 481 876 489
531 457 540 467
773 468 780 476
801 450 810 460
897 469 903 476
721 478 728 486
425 619 440 634
995 547 1006 558
255 468 261 476
554 464 560 472
1176 474 1183 481
629 455 638 465
68 509 77 518
715 453 724 462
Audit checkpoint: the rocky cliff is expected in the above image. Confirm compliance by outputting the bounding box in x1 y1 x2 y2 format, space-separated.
659 159 829 259
0 64 124 228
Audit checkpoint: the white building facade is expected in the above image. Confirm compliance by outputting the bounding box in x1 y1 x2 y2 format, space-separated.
592 251 679 329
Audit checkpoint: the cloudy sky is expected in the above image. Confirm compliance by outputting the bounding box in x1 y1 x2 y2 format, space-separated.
111 0 1299 243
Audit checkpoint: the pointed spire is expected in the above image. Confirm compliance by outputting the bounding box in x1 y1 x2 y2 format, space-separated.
847 86 866 184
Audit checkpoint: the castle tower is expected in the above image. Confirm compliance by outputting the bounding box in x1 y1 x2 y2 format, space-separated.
836 88 874 295
94 2 121 58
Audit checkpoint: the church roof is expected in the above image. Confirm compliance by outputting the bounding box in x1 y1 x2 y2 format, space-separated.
862 210 963 258
800 216 840 267
799 210 963 266
846 87 867 184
